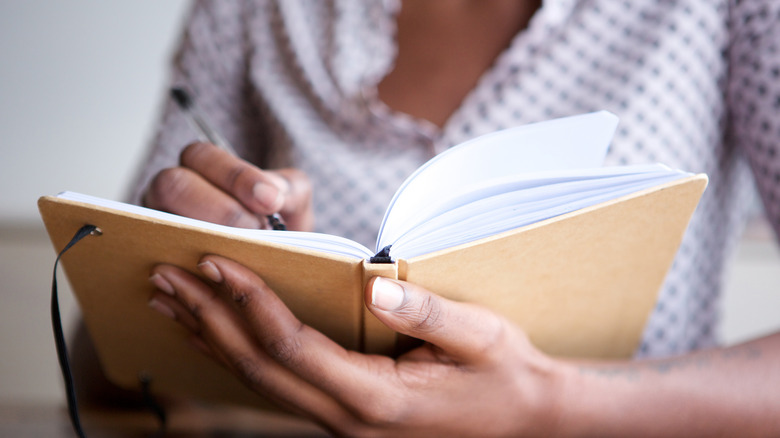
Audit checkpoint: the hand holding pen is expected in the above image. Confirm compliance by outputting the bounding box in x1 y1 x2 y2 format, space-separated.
141 87 313 232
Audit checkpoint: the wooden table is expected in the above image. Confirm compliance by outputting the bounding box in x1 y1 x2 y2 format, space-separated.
0 403 330 437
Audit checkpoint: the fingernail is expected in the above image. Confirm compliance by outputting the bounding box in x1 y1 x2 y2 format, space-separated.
198 260 223 283
253 182 283 211
232 212 262 229
371 277 405 311
149 273 175 295
148 298 176 320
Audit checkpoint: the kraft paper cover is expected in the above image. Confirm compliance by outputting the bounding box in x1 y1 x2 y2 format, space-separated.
400 175 707 358
39 196 364 406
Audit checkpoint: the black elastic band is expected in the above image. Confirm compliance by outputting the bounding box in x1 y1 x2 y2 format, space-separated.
369 245 393 264
52 224 167 437
51 224 98 438
140 375 167 437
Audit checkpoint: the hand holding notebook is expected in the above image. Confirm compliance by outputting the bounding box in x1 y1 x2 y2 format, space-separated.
147 254 561 436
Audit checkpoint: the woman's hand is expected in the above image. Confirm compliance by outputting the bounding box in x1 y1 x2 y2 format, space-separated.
147 255 567 437
143 142 313 231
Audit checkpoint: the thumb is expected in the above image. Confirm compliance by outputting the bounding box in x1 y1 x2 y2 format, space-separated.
365 277 507 363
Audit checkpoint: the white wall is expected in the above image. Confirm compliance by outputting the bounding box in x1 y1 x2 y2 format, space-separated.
0 0 190 221
719 225 780 345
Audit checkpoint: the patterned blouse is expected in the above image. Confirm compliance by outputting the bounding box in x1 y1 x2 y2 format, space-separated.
130 0 780 358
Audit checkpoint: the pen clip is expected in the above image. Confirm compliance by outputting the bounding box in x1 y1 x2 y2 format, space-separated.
170 87 233 153
268 214 287 231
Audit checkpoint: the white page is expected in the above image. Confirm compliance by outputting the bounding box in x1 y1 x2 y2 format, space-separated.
383 164 667 243
56 192 374 259
376 111 619 251
390 168 675 251
392 171 687 259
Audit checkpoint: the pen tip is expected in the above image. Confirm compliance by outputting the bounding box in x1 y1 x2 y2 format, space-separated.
170 87 192 110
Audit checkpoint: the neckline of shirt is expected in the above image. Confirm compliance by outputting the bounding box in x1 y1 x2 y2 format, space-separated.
358 0 579 155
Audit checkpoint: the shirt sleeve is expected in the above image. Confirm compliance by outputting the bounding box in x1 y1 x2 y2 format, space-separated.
727 0 780 240
126 0 270 205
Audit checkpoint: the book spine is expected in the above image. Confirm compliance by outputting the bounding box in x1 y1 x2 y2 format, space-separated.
360 260 398 354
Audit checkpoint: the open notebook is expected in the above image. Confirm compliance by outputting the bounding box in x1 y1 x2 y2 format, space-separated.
40 111 707 406
57 111 689 262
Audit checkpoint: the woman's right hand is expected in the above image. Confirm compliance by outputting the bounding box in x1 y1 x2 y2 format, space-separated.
143 142 313 231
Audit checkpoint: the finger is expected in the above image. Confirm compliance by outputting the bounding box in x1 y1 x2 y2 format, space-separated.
272 168 313 231
366 277 511 364
147 289 200 333
180 142 287 216
144 165 262 228
149 263 354 429
186 334 216 359
195 256 405 414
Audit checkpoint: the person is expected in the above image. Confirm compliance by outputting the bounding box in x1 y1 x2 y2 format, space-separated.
122 0 779 435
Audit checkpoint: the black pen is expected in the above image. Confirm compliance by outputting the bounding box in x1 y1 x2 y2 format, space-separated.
170 87 286 231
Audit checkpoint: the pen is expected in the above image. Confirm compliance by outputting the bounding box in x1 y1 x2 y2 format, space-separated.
170 87 287 231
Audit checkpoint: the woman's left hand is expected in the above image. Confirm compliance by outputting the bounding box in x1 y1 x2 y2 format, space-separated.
147 255 567 437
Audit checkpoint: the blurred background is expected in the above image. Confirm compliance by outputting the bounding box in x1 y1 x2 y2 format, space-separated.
0 0 190 405
0 0 778 409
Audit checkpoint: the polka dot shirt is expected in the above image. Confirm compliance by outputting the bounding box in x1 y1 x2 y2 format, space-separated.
130 0 780 358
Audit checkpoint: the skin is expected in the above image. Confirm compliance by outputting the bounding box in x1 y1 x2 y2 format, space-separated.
139 1 780 435
377 0 542 127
